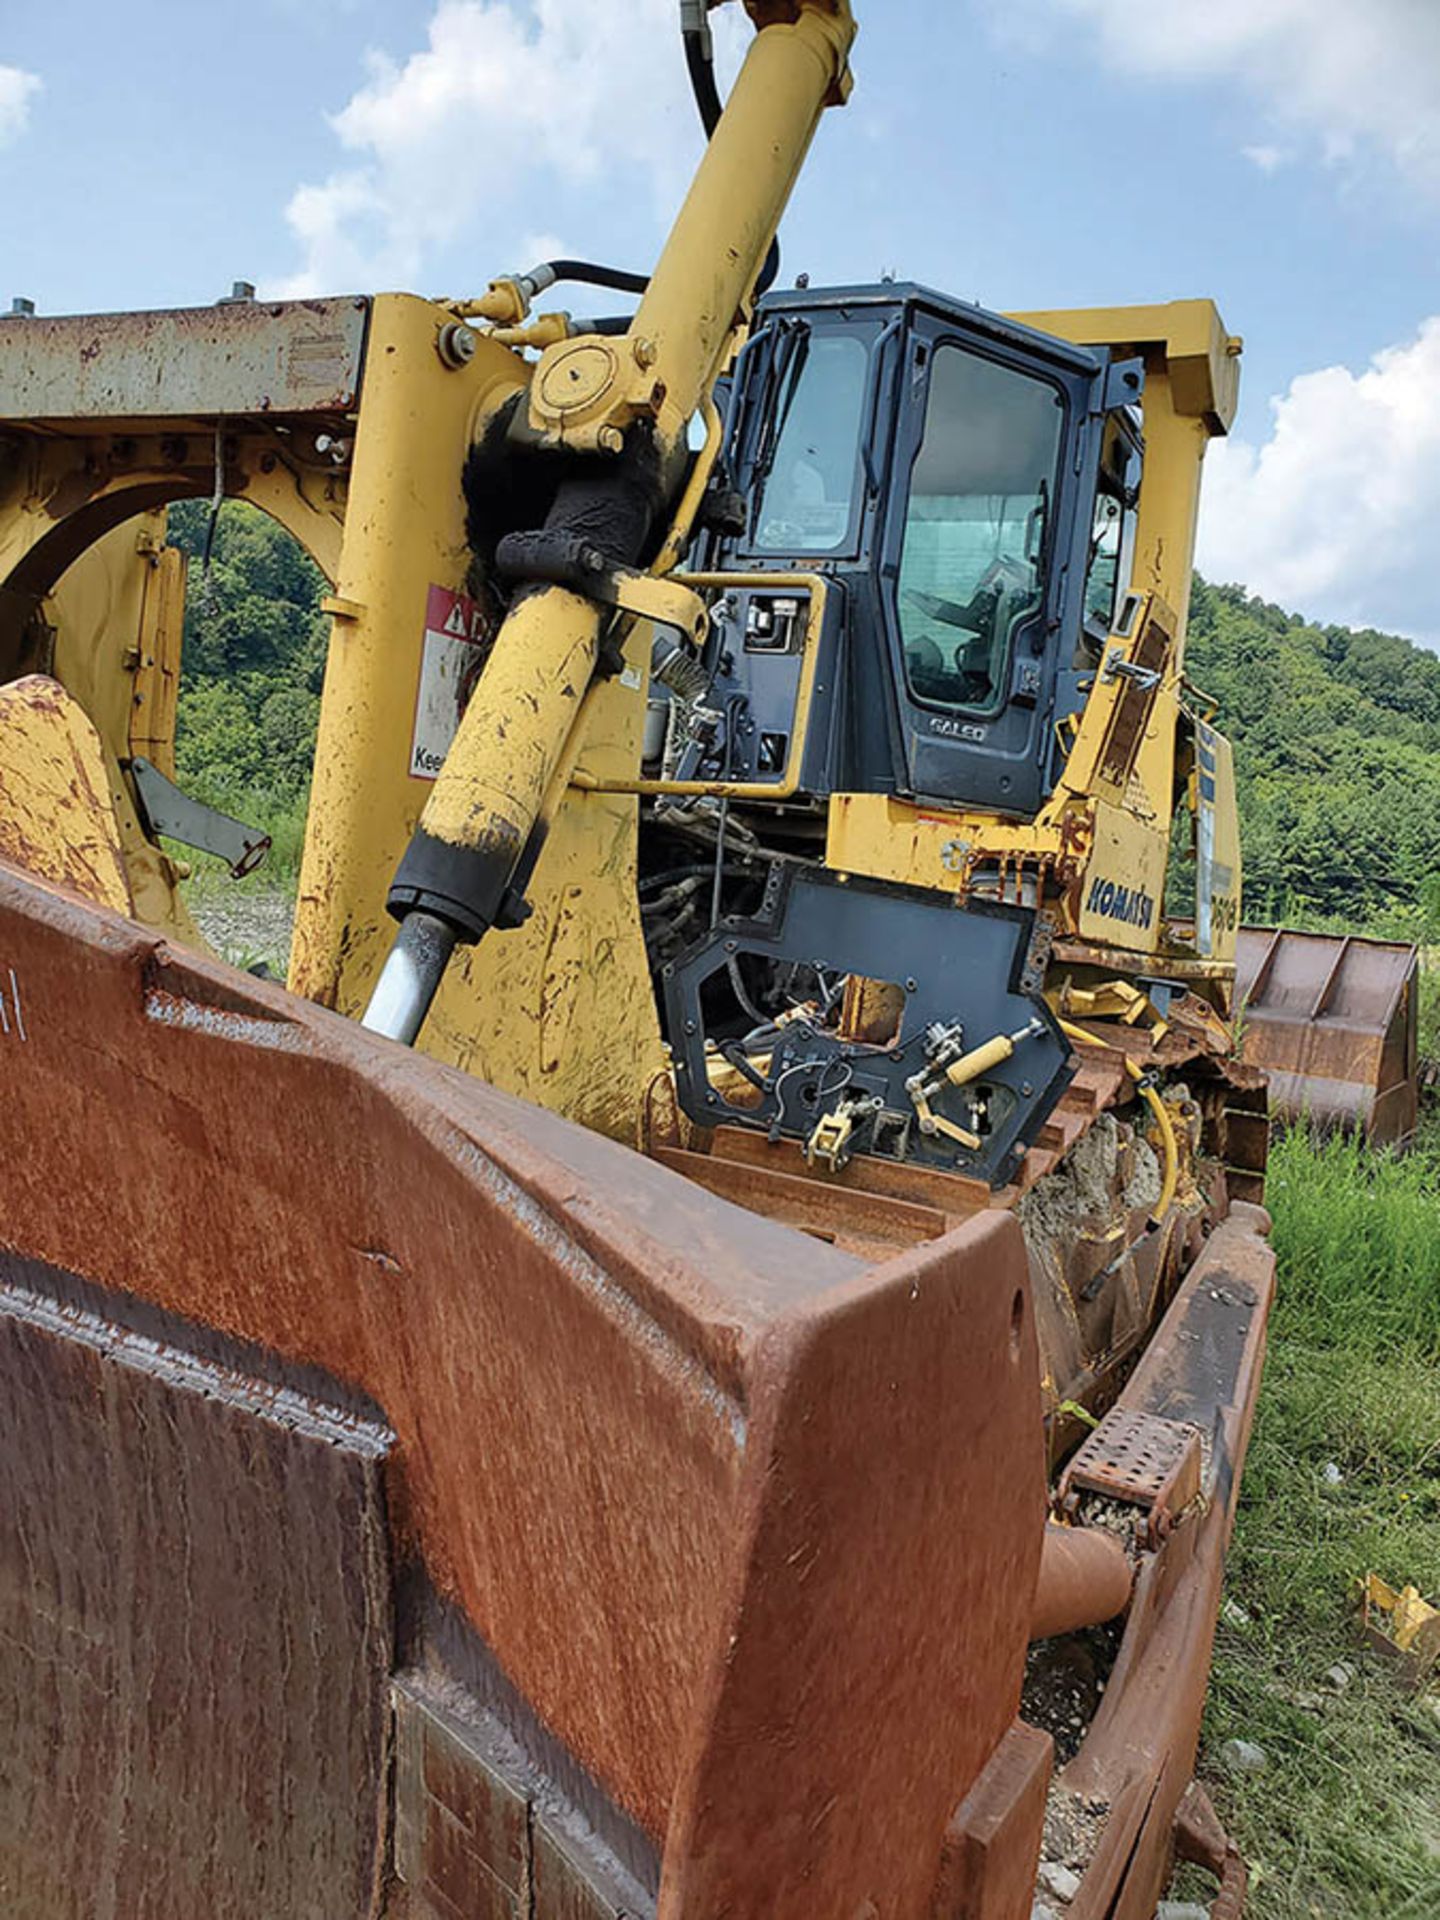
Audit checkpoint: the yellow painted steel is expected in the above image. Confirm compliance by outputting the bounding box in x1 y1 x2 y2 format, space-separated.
407 586 600 854
0 396 347 949
524 5 855 457
281 296 669 1141
41 518 202 942
1195 721 1242 965
128 537 184 778
0 676 133 915
287 294 527 1008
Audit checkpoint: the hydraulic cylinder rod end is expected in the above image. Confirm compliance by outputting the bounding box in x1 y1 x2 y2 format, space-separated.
361 911 459 1046
1031 1521 1134 1641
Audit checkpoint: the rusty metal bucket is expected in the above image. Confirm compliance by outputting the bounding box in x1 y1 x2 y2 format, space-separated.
1235 925 1420 1144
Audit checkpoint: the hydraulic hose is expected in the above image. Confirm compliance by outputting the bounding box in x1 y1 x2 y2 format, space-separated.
538 258 649 296
1058 1018 1180 1221
681 0 725 134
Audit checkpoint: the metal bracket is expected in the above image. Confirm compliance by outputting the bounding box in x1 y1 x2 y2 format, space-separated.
1103 647 1162 692
600 567 709 645
1100 356 1145 411
493 528 709 645
128 757 271 878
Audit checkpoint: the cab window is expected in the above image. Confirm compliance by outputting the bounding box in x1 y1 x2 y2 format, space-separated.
750 332 869 554
898 345 1064 715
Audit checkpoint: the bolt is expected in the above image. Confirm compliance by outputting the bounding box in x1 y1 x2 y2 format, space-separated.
632 335 657 368
437 321 478 369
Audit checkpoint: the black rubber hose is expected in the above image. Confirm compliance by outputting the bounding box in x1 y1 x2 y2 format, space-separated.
681 9 781 297
683 22 724 135
541 258 649 296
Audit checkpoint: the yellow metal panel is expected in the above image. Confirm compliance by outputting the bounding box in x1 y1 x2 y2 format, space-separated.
289 294 525 1007
43 518 201 944
1195 720 1242 963
825 791 1085 891
1007 300 1241 432
1075 797 1167 952
0 676 132 914
288 295 668 1141
129 541 185 777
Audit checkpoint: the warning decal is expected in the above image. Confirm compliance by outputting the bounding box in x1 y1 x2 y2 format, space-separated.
410 584 487 779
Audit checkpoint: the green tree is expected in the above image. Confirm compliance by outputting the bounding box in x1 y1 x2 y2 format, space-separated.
166 500 328 845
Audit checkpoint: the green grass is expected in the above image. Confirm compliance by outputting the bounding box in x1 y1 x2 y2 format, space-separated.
1191 1122 1440 1918
1263 1126 1440 1357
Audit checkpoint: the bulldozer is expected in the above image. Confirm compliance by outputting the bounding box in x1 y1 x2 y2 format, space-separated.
0 4 1274 1915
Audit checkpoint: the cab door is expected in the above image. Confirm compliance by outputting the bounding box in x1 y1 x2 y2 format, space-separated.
879 315 1098 817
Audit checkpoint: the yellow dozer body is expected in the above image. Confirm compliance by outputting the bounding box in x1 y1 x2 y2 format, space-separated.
0 5 1274 1915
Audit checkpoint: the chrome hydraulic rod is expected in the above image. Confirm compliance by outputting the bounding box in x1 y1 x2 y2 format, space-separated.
362 912 458 1044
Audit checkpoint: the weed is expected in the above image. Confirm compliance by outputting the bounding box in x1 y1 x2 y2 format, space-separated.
1266 1126 1440 1359
1193 1121 1440 1918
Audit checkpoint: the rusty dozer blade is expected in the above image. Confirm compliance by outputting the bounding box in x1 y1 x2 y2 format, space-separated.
0 859 1276 1919
0 858 1053 1918
1235 923 1420 1143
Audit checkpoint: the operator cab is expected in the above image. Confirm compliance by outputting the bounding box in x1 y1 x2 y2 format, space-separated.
684 283 1143 818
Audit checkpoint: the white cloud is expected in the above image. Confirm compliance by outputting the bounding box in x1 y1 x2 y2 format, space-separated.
1009 0 1440 194
1197 318 1440 643
0 65 41 148
1241 144 1288 176
269 0 750 297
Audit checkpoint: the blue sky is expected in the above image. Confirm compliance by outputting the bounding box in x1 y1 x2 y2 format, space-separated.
5 0 1440 640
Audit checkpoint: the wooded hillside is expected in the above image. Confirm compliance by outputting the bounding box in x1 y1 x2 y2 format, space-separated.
1186 578 1440 930
163 503 1440 928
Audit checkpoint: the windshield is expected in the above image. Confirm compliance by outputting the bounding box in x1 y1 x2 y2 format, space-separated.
750 330 869 553
898 344 1064 716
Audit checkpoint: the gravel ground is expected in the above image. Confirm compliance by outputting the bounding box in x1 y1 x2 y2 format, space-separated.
189 880 296 977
